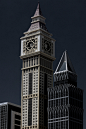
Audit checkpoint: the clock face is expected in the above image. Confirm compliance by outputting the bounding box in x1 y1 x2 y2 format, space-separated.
26 41 33 50
23 37 37 54
44 40 51 53
26 39 35 51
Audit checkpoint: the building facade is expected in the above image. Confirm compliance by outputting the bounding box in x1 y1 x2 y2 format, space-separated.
0 102 21 129
20 3 55 129
47 51 83 129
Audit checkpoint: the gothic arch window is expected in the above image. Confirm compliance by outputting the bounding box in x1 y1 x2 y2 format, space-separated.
66 88 68 96
60 74 62 80
51 100 53 108
51 111 53 119
50 92 51 99
59 110 61 117
63 98 65 105
65 108 68 116
56 99 58 107
55 111 56 118
65 109 66 116
61 98 63 105
61 89 63 97
59 90 61 97
61 110 63 117
50 112 51 119
65 88 67 96
58 74 60 80
53 111 55 118
66 97 68 105
56 111 57 118
63 89 65 96
51 92 53 99
53 91 55 99
56 91 58 98
63 109 64 117
55 91 56 98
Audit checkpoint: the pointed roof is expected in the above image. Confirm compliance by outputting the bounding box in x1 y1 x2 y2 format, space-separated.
22 2 52 35
26 2 48 33
54 51 76 74
34 2 43 17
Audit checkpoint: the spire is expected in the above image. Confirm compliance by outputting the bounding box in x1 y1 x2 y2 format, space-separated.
25 2 48 33
34 2 43 17
23 2 49 34
55 51 76 74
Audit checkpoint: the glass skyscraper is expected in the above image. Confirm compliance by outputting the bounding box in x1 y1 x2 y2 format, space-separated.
47 51 83 129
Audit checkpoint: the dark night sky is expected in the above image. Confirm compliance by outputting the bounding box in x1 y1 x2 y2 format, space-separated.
0 0 86 128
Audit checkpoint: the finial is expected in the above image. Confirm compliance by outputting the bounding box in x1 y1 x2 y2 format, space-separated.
64 50 67 55
34 1 42 16
37 1 41 10
38 1 40 3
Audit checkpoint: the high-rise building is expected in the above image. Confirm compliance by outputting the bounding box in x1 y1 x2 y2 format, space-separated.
0 102 21 129
20 3 55 129
47 51 83 129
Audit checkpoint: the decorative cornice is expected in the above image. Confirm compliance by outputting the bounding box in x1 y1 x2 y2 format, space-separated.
21 28 53 39
31 15 46 20
20 51 56 61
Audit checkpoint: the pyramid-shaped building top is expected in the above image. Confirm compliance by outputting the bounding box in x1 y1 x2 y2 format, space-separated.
55 51 76 74
54 51 77 86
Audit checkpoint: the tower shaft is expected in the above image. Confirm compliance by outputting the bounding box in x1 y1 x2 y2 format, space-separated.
21 53 54 129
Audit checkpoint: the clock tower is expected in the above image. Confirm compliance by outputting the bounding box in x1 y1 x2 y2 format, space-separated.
20 3 55 129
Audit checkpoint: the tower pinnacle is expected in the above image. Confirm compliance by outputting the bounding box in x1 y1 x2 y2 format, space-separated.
34 2 43 17
23 3 49 34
